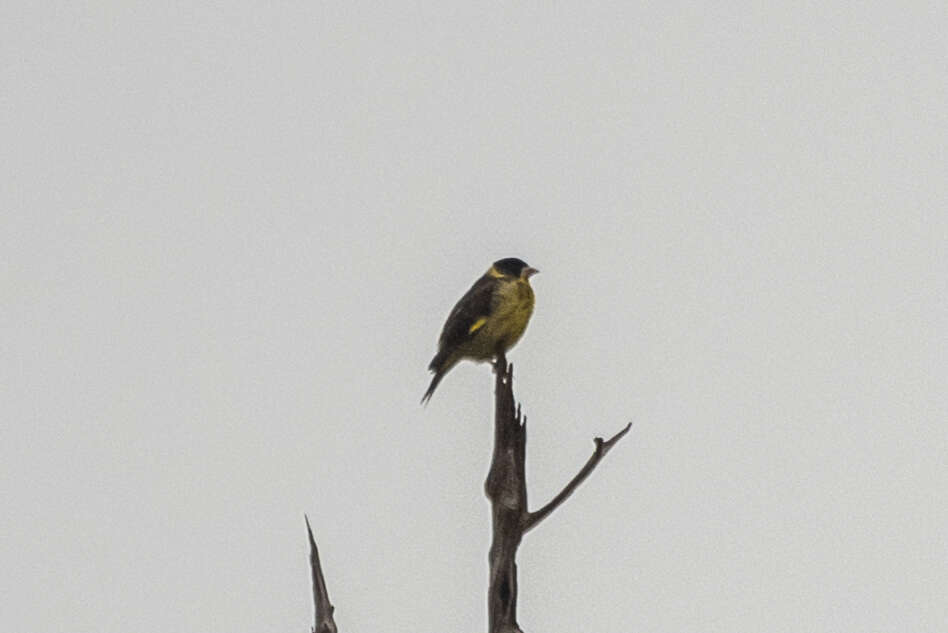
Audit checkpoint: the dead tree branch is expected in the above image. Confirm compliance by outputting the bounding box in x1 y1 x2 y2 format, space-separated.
522 422 632 533
302 356 630 633
485 354 630 632
305 515 338 633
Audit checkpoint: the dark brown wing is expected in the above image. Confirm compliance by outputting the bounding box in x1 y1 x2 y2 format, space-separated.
437 273 496 350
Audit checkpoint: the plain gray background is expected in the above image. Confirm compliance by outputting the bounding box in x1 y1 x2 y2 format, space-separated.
3 2 946 632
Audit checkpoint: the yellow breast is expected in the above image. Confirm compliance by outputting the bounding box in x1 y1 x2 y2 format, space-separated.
488 278 535 351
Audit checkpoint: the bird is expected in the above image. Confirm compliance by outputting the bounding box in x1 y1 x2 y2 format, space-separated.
422 257 539 404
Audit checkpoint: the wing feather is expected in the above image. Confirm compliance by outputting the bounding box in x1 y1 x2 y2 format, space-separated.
438 274 495 349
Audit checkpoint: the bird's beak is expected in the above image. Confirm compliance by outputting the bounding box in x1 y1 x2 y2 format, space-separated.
523 267 539 279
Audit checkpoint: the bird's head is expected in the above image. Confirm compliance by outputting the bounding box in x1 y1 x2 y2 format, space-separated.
491 257 539 280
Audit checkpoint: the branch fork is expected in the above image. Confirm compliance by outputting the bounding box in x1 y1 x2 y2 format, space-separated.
303 354 632 633
485 354 631 632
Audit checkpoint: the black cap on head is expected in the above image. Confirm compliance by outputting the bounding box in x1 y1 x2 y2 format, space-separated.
493 257 530 276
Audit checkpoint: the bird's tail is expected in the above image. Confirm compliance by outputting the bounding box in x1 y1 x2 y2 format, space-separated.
421 349 453 405
421 370 445 405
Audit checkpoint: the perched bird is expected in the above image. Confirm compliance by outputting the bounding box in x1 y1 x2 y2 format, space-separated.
423 257 539 404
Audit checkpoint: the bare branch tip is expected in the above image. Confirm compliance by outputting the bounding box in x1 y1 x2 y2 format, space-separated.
611 421 634 441
304 515 316 545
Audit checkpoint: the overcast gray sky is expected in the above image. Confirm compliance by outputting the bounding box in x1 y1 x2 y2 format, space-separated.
3 2 946 632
